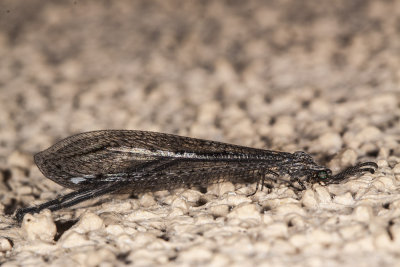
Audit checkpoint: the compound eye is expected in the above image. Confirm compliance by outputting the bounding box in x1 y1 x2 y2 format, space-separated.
317 171 328 180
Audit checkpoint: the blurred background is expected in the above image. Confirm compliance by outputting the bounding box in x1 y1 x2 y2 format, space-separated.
0 0 399 162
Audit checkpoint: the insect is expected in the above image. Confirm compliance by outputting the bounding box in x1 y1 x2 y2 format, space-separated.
15 130 378 222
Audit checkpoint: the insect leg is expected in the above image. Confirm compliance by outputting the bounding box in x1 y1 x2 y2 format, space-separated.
296 180 306 190
263 174 305 191
248 169 279 196
15 181 127 223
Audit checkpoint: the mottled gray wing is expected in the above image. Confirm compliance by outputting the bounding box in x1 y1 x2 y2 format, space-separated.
108 160 262 193
38 130 279 156
33 130 285 190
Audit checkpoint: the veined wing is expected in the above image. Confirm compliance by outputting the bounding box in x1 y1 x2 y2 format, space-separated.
34 130 287 189
38 130 288 159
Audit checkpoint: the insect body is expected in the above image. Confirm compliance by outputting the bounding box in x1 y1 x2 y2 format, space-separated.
15 130 377 222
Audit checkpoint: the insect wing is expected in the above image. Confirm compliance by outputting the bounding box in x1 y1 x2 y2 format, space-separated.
34 130 284 189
